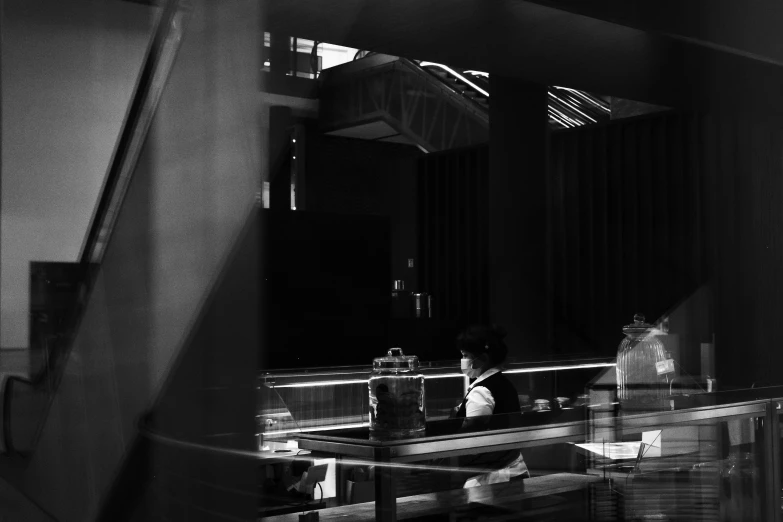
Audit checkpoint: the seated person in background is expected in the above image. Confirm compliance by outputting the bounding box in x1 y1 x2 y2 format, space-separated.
452 324 530 487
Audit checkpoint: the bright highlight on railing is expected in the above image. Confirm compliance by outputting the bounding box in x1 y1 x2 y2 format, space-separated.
419 61 490 97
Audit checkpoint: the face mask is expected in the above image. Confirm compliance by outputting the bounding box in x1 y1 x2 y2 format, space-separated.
461 357 482 379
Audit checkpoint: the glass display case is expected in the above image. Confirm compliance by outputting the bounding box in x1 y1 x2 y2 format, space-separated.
258 364 783 521
258 356 616 443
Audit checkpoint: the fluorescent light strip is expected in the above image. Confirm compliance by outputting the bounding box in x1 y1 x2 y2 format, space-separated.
551 106 580 127
264 422 370 435
270 373 465 388
419 61 489 97
272 379 367 388
268 363 613 388
426 373 465 379
506 362 615 374
549 93 597 123
548 109 573 128
553 86 611 113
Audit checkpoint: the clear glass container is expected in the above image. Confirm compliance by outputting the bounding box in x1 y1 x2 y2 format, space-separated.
616 314 668 409
533 399 551 412
369 348 426 438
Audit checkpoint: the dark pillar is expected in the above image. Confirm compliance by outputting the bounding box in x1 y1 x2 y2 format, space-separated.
269 105 292 209
488 77 550 360
268 33 290 75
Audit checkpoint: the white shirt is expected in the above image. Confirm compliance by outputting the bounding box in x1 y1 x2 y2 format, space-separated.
464 367 501 418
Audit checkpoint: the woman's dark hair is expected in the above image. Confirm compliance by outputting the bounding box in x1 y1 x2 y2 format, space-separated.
456 324 509 365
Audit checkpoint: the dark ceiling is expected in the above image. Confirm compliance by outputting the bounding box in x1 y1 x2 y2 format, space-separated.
262 0 783 123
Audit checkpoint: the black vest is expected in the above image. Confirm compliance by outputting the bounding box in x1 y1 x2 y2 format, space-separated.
455 371 523 470
455 371 522 429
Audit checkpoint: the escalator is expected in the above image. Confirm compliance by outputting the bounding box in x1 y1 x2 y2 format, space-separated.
419 60 610 128
319 53 610 152
0 2 263 521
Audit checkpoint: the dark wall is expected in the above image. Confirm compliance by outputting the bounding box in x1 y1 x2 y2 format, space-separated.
703 115 783 388
552 110 783 387
550 112 708 358
300 132 465 362
262 209 391 369
304 131 422 293
418 145 489 326
418 112 709 363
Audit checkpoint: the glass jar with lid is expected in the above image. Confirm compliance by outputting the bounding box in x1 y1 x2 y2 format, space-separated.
616 314 668 410
369 348 426 438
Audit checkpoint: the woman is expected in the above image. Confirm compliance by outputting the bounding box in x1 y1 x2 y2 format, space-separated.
453 324 530 487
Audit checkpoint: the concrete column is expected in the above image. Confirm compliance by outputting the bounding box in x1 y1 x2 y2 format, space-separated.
488 77 550 360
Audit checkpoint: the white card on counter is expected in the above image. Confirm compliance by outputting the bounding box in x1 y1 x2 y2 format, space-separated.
656 359 675 375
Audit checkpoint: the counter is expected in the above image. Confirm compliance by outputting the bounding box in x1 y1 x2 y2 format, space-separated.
283 386 783 521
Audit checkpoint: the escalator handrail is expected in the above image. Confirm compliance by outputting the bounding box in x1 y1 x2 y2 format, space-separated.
0 0 186 458
396 58 489 124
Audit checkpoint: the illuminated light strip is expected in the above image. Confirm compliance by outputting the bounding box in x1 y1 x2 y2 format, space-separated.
463 70 489 78
550 103 581 126
548 109 574 128
549 114 572 129
548 106 571 123
271 379 367 388
265 422 370 435
556 93 598 123
269 373 465 388
505 362 615 374
549 93 597 123
553 86 611 113
425 373 465 379
553 96 595 125
559 92 598 119
564 90 606 111
551 106 580 127
419 61 489 97
267 363 613 388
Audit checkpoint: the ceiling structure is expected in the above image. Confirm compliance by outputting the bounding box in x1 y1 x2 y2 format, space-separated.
262 0 783 124
324 120 419 147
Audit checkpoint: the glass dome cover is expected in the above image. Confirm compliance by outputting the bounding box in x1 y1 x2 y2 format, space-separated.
616 313 668 408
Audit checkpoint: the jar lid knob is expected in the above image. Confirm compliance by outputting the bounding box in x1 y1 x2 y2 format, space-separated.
388 347 404 357
634 313 645 324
